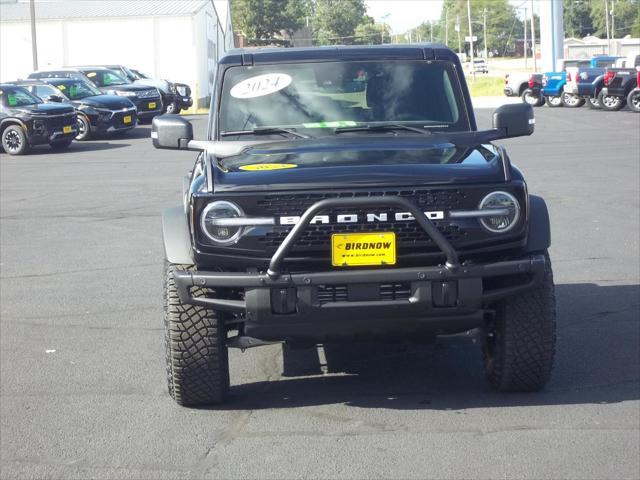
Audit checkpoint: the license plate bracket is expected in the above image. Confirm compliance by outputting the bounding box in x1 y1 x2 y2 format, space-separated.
331 232 396 267
63 125 72 134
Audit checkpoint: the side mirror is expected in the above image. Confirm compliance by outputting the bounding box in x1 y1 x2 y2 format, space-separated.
151 114 193 149
492 103 535 138
46 94 64 103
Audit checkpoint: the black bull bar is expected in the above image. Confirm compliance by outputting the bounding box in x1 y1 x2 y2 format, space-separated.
174 196 545 313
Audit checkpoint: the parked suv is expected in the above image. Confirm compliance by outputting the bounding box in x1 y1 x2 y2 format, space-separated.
0 84 77 155
10 78 137 140
152 44 556 406
29 67 162 122
105 65 193 114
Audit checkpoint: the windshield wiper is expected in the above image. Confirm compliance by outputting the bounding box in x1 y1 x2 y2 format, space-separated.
334 123 431 135
220 127 310 139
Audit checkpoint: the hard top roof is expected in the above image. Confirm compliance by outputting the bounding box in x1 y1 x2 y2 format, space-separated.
219 43 459 66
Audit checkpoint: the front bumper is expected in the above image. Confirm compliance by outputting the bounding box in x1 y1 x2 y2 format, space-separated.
175 254 545 341
90 107 138 132
503 87 514 96
176 196 543 341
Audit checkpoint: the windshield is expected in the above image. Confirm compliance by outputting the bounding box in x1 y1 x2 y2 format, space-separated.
218 60 469 137
0 86 42 107
82 69 130 87
49 80 101 99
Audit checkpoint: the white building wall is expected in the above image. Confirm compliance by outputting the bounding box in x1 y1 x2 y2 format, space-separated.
0 6 232 112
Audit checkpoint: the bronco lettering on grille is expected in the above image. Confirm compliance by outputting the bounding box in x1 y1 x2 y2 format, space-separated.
279 211 444 225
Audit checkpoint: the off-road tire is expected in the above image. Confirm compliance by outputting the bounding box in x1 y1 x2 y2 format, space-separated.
545 95 563 107
1 125 29 155
164 262 229 406
49 139 73 150
521 89 545 107
598 90 626 111
561 92 585 108
627 89 640 112
483 252 556 392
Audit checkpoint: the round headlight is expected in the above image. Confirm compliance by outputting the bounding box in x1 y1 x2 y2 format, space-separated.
478 191 520 233
200 201 244 245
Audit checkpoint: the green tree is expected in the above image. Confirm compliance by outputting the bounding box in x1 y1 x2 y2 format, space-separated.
435 0 521 56
590 0 640 38
564 0 594 37
312 0 367 45
230 0 311 42
354 15 391 44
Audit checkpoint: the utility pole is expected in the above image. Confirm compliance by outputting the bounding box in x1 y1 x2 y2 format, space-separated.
445 9 449 46
467 0 475 81
482 7 488 60
29 0 38 70
611 0 615 40
530 0 537 71
524 7 528 69
604 0 611 54
456 14 461 54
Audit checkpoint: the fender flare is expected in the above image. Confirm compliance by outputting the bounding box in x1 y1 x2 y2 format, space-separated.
0 117 28 132
162 206 194 265
526 195 551 253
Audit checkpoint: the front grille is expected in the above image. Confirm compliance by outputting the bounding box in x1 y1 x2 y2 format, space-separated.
44 113 75 129
259 222 466 249
256 189 468 250
111 110 136 128
137 89 160 99
257 190 467 215
316 283 411 305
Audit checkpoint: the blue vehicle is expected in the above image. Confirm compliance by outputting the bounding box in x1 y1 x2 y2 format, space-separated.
541 59 590 107
563 55 621 108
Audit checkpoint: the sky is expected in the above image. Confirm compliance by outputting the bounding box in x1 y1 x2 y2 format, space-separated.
365 0 533 34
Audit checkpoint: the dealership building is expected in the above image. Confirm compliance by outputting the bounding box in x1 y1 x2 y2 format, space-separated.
0 0 234 111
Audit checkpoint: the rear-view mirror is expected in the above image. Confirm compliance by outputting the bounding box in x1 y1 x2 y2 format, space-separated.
151 115 193 150
492 103 535 138
46 95 64 103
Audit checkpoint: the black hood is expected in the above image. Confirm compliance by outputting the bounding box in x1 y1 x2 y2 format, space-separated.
16 103 75 115
98 84 153 93
214 137 507 192
74 94 134 110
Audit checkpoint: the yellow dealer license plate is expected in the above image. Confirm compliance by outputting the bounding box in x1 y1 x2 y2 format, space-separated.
331 232 396 267
63 125 73 134
148 102 157 109
123 115 132 124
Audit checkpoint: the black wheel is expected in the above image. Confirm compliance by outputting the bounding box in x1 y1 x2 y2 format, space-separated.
164 262 229 406
1 125 29 155
483 252 556 392
627 89 640 112
165 102 181 115
561 92 585 108
598 90 626 111
49 139 73 150
545 95 563 108
75 115 91 141
587 96 601 109
521 89 545 107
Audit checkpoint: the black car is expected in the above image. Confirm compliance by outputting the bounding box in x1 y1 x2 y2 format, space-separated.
10 79 137 140
29 67 163 122
152 44 555 406
105 65 193 114
0 84 77 155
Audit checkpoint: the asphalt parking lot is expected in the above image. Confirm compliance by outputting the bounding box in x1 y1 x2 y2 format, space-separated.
1 107 639 479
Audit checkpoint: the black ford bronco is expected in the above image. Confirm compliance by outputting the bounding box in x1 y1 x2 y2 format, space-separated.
152 44 556 406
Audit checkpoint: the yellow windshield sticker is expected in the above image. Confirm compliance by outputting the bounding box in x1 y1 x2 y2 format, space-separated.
239 163 297 171
86 72 97 78
57 85 66 90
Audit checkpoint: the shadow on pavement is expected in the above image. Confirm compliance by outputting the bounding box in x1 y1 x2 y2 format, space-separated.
220 283 640 411
26 142 130 155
